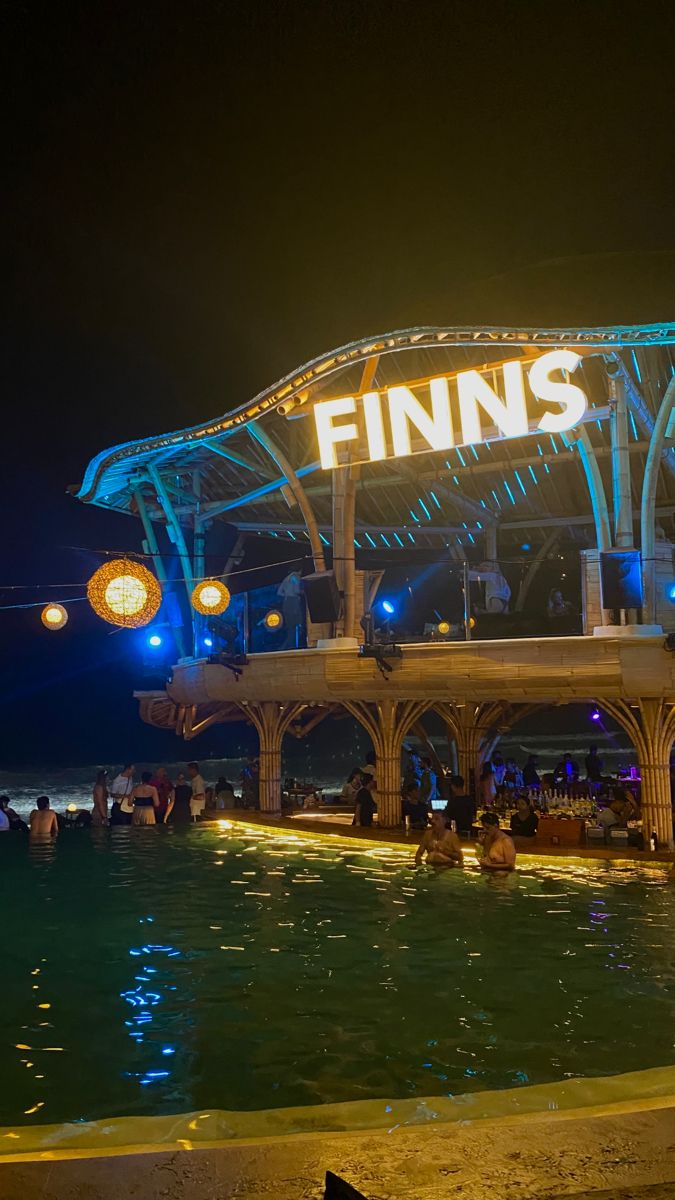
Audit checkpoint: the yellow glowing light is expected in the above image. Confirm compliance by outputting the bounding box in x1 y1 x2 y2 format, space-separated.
528 349 586 433
313 349 588 471
41 603 68 631
437 620 451 635
264 609 283 630
105 575 147 616
87 559 161 628
191 579 230 616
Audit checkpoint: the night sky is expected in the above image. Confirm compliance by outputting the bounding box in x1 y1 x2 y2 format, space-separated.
2 1 674 766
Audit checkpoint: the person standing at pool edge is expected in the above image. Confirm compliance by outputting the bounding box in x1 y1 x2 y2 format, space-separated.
188 761 206 821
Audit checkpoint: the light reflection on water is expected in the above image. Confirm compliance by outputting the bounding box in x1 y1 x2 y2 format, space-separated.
1 823 674 1128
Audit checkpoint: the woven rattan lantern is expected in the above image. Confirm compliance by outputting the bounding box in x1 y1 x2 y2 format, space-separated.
41 603 69 631
87 558 162 628
191 579 231 616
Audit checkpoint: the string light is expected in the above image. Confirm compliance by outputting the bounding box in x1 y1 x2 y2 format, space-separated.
87 559 161 628
191 579 230 616
41 603 68 631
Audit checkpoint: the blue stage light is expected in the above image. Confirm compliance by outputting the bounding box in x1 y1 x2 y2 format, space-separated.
203 636 213 649
591 708 601 722
381 600 395 615
668 583 675 602
521 543 531 551
147 634 162 648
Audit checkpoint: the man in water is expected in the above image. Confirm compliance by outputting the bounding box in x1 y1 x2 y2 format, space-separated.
29 795 58 838
478 812 515 871
110 763 135 825
187 761 206 821
415 812 463 866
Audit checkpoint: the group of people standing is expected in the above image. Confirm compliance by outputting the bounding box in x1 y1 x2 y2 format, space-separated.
93 762 207 826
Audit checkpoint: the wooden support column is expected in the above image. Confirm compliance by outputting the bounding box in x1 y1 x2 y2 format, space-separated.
609 374 633 549
641 376 675 622
601 699 675 850
435 702 508 795
244 702 307 814
344 699 430 826
331 356 377 638
134 488 187 659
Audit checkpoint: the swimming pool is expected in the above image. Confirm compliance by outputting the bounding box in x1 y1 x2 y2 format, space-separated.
2 823 674 1135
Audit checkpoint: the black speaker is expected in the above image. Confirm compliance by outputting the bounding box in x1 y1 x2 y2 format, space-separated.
600 550 643 610
302 571 341 622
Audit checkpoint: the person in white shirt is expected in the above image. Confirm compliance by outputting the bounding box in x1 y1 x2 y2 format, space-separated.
188 761 207 821
110 764 135 825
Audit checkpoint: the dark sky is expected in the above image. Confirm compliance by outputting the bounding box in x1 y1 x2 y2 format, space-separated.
2 0 674 766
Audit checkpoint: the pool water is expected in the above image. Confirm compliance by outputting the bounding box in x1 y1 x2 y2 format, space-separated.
2 823 674 1129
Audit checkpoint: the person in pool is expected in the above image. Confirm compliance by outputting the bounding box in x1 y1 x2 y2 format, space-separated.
478 812 516 871
415 812 463 867
29 796 58 838
170 772 193 824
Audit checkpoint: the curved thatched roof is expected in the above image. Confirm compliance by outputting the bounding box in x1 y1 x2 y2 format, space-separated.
76 323 675 555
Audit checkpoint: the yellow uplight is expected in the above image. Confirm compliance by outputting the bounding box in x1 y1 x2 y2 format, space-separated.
264 609 283 630
437 620 450 635
191 579 230 615
41 603 68 631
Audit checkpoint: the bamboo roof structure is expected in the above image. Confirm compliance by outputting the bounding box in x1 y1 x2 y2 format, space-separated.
77 324 675 559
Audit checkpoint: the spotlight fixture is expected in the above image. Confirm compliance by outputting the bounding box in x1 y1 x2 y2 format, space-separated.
381 600 395 615
437 620 451 635
147 633 163 648
264 609 284 630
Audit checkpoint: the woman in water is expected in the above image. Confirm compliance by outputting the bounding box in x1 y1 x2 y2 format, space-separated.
170 772 193 824
131 772 160 826
92 769 109 826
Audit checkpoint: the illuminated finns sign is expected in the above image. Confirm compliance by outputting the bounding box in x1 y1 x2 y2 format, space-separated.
313 349 587 470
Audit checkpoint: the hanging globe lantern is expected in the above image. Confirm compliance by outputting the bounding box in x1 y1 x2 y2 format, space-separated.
87 558 162 628
41 603 69 631
191 579 231 616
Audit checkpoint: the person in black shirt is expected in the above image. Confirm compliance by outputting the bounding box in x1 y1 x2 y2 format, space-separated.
522 755 541 789
510 796 539 838
170 771 193 824
402 782 429 830
444 775 475 837
585 745 603 783
355 776 377 827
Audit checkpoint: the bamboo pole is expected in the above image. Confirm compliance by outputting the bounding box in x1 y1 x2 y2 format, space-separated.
640 376 675 622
